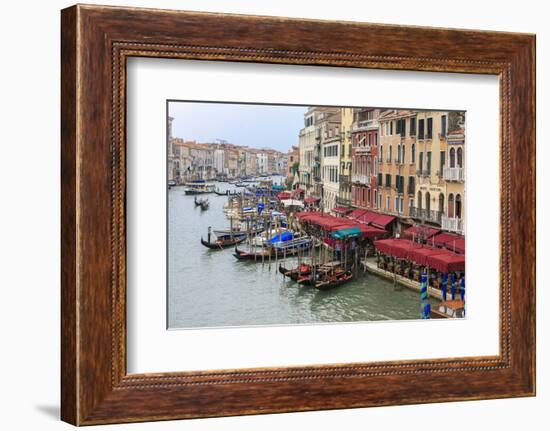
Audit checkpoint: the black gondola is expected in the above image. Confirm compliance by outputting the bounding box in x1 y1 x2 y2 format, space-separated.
313 271 354 290
279 263 314 281
200 235 245 249
233 246 271 260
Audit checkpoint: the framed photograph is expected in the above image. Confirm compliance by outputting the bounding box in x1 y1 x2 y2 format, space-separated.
61 4 536 425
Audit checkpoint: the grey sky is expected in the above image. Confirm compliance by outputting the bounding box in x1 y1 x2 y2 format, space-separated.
169 101 307 152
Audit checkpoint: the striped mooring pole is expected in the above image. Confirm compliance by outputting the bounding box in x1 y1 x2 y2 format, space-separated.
442 272 448 302
451 273 456 300
421 272 430 319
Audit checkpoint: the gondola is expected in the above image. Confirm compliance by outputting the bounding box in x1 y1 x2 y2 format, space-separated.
278 263 313 281
214 189 239 196
313 270 354 290
199 200 209 210
200 235 246 249
233 246 272 260
194 196 208 206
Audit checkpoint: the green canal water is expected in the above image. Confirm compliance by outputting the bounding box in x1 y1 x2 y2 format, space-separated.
168 180 431 329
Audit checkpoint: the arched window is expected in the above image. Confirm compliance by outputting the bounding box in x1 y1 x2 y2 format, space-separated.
367 157 371 177
417 191 422 210
401 145 406 164
411 144 416 163
389 145 393 162
425 192 431 212
457 147 463 168
450 148 456 168
448 193 455 218
456 194 462 219
438 193 445 214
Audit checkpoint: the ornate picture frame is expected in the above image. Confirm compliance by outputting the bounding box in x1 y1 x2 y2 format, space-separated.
61 4 535 425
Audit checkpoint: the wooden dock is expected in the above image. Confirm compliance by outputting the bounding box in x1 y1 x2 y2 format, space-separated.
361 258 443 300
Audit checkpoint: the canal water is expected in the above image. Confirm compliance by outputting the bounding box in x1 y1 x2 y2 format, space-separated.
168 179 430 329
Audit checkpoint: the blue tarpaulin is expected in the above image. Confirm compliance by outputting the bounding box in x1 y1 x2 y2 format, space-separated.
267 231 293 244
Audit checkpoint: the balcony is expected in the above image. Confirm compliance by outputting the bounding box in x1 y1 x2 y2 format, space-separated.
441 216 464 234
355 145 372 154
352 174 369 184
352 118 379 131
442 166 464 181
410 207 442 225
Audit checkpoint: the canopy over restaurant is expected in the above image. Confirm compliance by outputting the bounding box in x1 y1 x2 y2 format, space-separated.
375 238 465 273
426 252 466 273
346 209 396 229
403 226 440 240
436 232 464 253
297 212 388 238
303 196 320 205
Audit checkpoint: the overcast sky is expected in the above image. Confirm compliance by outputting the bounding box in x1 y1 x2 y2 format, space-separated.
169 101 307 152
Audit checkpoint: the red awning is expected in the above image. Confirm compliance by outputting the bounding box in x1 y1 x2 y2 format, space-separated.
444 237 465 254
389 240 423 259
431 232 462 248
277 191 291 200
426 252 465 273
357 224 388 238
371 213 396 229
332 206 353 215
356 211 378 224
295 211 320 220
304 196 320 204
403 226 440 240
348 209 367 220
374 238 403 255
291 188 305 198
408 246 449 266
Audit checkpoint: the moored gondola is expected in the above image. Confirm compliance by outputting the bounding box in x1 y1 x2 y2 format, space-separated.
279 263 313 281
233 245 272 260
313 270 354 290
200 235 245 249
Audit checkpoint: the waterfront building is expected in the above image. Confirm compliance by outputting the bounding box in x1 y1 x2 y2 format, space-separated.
410 111 447 229
351 108 380 210
441 113 466 234
286 146 300 187
213 148 225 176
321 121 341 212
245 150 257 177
171 139 193 183
312 108 341 208
257 153 268 174
409 111 465 235
338 108 353 206
168 116 175 181
298 108 317 194
376 109 418 226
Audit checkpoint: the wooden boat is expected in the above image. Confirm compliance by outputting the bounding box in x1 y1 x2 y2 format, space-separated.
313 270 354 290
199 200 209 210
233 246 272 260
234 237 313 261
430 300 465 319
296 262 348 287
279 263 313 281
200 235 246 249
194 196 207 206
